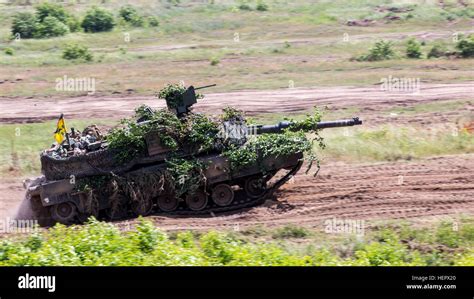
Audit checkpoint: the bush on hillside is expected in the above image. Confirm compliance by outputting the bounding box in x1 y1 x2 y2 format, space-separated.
81 7 115 33
10 12 37 39
62 43 93 61
406 38 422 59
34 16 69 38
356 40 395 61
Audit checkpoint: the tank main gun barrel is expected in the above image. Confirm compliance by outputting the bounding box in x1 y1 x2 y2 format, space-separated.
249 117 362 134
194 84 217 90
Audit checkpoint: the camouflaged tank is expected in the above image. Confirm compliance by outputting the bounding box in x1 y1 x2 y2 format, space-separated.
24 84 362 226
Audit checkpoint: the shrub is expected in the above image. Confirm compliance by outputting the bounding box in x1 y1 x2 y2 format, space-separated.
4 47 14 55
406 38 422 59
62 43 93 61
357 40 395 61
238 1 252 11
11 12 37 39
81 7 115 33
147 16 160 27
427 43 447 58
66 15 82 33
210 57 220 65
119 5 144 27
34 16 69 38
256 1 269 11
35 2 70 23
436 222 461 248
456 34 474 58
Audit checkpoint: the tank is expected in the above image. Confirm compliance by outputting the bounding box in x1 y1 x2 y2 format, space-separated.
24 84 362 226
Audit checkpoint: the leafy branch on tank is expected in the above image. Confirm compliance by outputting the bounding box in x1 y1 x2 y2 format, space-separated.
74 175 110 192
107 106 184 163
223 130 320 175
221 106 245 121
165 157 209 197
157 83 203 109
182 113 220 153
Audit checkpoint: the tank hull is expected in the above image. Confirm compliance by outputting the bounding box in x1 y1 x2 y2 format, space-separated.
27 151 303 225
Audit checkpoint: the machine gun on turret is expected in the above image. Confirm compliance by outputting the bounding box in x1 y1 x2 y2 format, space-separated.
166 84 216 116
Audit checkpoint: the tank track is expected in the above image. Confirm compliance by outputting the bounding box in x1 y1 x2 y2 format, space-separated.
157 161 303 216
27 161 303 225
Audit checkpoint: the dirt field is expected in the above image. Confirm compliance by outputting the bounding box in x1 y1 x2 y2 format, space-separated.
114 154 474 231
0 82 472 125
2 153 472 232
1 82 473 231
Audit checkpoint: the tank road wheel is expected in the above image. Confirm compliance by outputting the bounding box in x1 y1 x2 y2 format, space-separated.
131 197 154 216
185 190 208 211
211 184 234 207
157 196 179 212
50 202 77 225
244 176 267 199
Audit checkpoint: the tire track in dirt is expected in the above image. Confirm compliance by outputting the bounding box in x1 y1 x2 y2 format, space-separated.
108 154 474 231
0 83 472 126
2 155 472 232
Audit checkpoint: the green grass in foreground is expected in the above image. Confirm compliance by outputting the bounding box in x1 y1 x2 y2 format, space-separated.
0 217 472 266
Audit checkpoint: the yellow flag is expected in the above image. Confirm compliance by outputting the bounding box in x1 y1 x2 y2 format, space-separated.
54 114 66 144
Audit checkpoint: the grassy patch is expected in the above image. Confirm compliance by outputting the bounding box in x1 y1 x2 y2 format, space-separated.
0 1 473 96
387 100 472 115
320 125 474 162
272 225 311 239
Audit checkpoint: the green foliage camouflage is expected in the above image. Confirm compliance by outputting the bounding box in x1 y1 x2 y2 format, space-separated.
165 158 208 197
221 106 244 121
107 108 183 163
157 83 203 109
98 85 325 199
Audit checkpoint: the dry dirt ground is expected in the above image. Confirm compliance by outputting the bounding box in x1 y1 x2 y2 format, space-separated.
0 82 472 125
2 154 472 232
114 154 474 231
0 83 473 231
